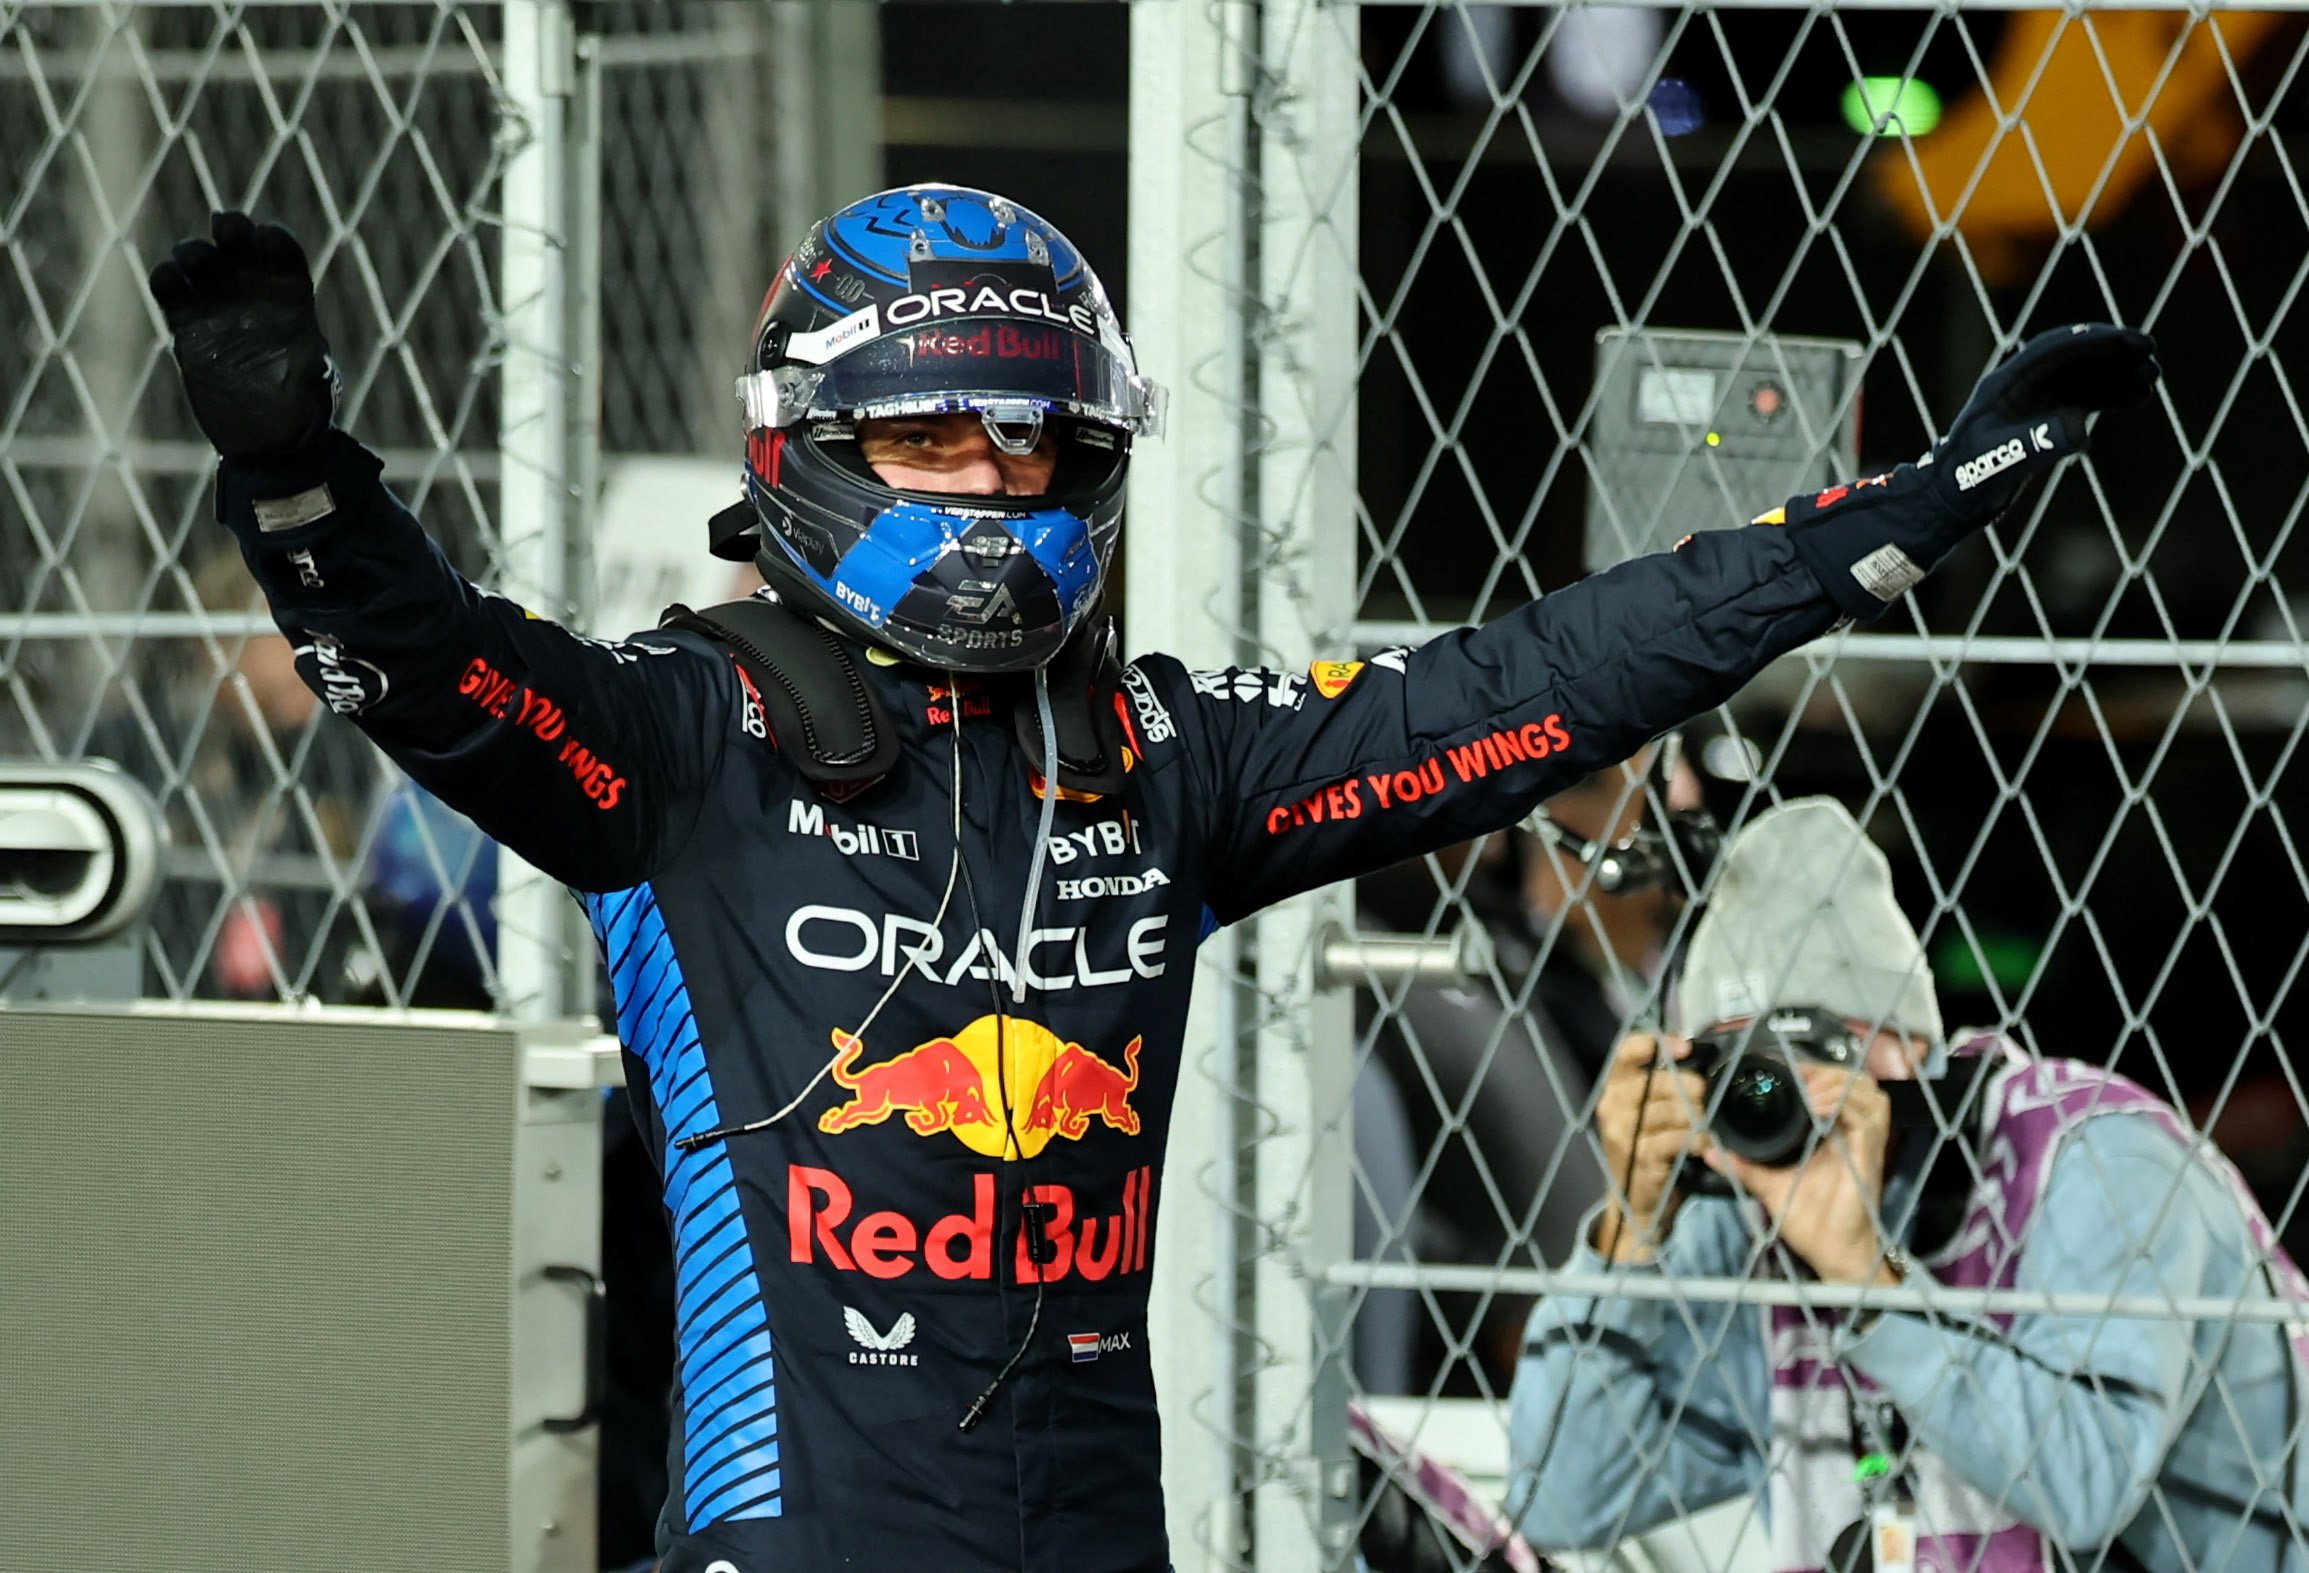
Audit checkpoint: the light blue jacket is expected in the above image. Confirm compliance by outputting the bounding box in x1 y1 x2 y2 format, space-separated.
1508 1113 2306 1572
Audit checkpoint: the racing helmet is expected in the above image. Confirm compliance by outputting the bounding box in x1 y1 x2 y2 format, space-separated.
731 185 1166 672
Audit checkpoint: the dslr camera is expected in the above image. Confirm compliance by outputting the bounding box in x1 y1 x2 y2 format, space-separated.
1680 1005 1867 1180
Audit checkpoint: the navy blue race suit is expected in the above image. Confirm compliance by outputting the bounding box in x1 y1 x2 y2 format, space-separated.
218 433 1852 1573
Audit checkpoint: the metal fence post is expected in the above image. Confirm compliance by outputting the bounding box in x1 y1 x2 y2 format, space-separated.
1245 4 1363 1567
1130 4 1258 1567
497 0 582 1021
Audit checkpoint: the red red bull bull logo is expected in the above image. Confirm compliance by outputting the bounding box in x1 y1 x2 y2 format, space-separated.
817 1029 997 1139
787 1163 1155 1283
817 1016 1142 1159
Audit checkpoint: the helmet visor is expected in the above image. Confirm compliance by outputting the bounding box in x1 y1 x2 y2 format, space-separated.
741 318 1165 436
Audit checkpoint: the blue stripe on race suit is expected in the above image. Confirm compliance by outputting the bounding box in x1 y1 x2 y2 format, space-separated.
587 885 783 1528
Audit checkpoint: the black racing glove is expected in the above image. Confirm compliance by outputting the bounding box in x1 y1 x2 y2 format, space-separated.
1774 323 2161 620
148 210 340 464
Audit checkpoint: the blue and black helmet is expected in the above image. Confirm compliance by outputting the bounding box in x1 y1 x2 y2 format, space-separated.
731 185 1165 672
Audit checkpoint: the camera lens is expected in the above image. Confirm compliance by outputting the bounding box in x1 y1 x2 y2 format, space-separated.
1711 1057 1811 1166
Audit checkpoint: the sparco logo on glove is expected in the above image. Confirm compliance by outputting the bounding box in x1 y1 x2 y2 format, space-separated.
1954 437 2027 492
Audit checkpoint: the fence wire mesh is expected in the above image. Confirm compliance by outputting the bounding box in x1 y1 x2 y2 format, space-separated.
1 1 508 1007
1201 4 2309 1571
0 1 793 1009
8 3 2309 1571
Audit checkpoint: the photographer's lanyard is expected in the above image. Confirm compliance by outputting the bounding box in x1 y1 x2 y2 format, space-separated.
1844 1380 1919 1573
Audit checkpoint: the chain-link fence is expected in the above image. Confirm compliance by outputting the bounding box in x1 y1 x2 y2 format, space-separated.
1130 3 2309 1569
10 2 2309 1569
4 1 497 1006
0 0 873 1012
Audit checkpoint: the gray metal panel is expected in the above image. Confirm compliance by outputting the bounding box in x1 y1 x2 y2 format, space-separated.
510 1079 607 1571
0 935 145 1004
1585 328 1864 570
0 1007 565 1572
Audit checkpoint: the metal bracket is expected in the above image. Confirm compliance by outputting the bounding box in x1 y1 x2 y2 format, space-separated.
1312 920 1491 991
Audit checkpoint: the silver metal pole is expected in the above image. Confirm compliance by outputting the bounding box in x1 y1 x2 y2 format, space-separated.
1249 3 1362 1567
1312 923 1492 991
1130 4 1256 1566
561 22 605 1017
0 614 284 641
1327 1260 2309 1325
82 2 148 636
1351 624 2309 672
767 1 884 283
496 0 577 1022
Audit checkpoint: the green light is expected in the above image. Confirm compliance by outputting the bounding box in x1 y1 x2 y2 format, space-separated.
1705 431 1722 447
1933 930 2043 992
1842 77 1943 138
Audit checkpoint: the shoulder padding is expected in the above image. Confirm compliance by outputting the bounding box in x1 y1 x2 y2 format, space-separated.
663 595 1135 798
659 597 896 786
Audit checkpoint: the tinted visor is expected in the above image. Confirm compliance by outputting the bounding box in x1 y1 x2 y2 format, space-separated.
743 318 1164 435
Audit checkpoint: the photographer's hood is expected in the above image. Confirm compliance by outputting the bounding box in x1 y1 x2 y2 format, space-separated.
1673 796 1943 1045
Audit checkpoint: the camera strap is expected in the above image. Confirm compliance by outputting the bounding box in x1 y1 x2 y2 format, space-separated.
1824 1384 1918 1573
1843 1385 1913 1509
1877 1054 2001 1136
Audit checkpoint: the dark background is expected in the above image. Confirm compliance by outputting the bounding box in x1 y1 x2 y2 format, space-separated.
879 2 2309 1200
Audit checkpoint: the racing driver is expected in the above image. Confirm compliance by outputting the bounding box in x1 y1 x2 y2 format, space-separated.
148 188 2159 1573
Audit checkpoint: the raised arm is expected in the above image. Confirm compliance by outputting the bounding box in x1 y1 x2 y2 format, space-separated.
153 212 746 892
1143 324 2159 922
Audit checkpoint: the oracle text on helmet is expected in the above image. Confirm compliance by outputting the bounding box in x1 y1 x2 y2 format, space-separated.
883 284 1100 336
786 905 1169 989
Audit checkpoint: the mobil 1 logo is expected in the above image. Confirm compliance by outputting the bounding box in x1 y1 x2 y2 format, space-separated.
788 800 919 862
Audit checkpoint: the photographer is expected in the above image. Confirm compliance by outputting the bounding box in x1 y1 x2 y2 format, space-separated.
1507 798 2309 1573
